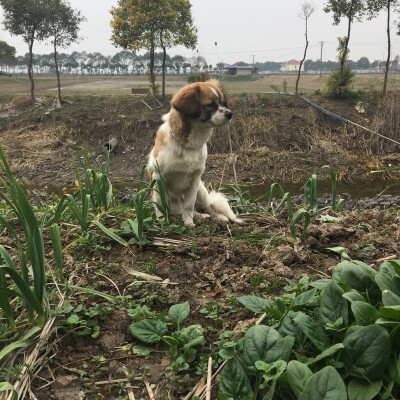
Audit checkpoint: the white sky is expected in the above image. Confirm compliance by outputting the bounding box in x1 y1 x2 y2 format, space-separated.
1 0 399 66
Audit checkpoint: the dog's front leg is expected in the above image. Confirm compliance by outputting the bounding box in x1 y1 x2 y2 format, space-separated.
182 180 200 226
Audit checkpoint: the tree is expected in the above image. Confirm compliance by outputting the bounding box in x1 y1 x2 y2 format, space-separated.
296 1 316 95
357 56 370 69
111 0 167 110
0 0 53 102
46 0 84 103
326 37 355 97
0 40 16 71
366 0 400 95
157 0 197 99
324 0 366 73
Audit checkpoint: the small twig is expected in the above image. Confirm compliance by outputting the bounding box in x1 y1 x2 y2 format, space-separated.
206 357 212 400
227 125 238 186
143 377 155 400
95 272 121 296
374 254 397 264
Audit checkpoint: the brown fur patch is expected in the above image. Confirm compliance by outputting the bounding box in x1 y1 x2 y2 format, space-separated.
153 129 166 158
171 84 202 118
169 108 191 142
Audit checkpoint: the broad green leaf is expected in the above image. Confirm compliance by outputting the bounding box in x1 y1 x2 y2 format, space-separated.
219 358 253 400
310 279 331 290
382 289 400 307
320 280 348 327
287 360 313 397
293 311 330 351
379 305 400 321
375 317 400 327
291 288 318 308
237 295 269 314
217 394 233 400
169 301 190 325
333 261 377 294
347 378 382 400
306 343 345 365
131 345 154 356
129 319 167 344
278 311 307 348
242 325 294 375
298 366 347 400
342 291 366 303
343 325 391 380
180 325 204 351
351 301 380 326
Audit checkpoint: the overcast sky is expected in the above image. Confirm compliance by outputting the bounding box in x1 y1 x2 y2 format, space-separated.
1 0 399 66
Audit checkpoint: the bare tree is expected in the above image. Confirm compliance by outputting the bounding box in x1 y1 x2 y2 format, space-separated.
366 0 400 95
296 1 316 95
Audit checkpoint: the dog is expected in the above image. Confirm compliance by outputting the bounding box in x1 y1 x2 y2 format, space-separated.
147 80 242 226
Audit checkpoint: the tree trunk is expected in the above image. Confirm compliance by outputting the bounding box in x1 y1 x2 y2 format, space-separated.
28 31 35 103
296 18 309 95
54 42 62 104
149 43 157 111
162 45 166 101
383 0 391 95
340 0 355 74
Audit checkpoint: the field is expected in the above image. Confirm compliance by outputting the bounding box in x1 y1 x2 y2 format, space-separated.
1 75 400 399
2 73 400 96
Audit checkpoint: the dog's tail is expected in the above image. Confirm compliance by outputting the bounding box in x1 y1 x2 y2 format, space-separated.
209 191 243 224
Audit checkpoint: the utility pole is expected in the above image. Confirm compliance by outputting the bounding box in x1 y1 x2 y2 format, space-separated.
319 41 324 77
251 54 255 74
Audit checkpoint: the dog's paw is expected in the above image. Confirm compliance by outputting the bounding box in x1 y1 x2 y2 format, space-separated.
194 211 210 221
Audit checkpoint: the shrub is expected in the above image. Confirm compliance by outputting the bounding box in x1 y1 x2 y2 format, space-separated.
325 64 354 98
187 72 210 84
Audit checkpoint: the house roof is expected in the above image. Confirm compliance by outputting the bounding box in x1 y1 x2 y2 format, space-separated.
285 59 301 65
231 61 250 67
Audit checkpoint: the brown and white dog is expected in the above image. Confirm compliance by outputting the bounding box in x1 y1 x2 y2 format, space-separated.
147 80 242 226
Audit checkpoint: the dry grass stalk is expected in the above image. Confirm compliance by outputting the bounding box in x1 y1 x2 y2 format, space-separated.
206 357 213 400
4 297 65 400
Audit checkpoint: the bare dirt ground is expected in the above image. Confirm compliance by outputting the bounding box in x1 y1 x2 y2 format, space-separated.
1 76 400 399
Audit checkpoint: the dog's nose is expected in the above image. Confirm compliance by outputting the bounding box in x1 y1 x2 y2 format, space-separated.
226 111 233 120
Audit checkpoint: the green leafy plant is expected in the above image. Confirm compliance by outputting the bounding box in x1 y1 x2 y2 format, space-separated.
0 146 64 328
221 258 400 399
129 301 205 374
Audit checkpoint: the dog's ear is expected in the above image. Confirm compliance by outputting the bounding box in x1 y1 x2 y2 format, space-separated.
171 84 202 118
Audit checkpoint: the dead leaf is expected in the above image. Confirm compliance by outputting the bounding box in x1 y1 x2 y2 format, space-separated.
212 279 223 296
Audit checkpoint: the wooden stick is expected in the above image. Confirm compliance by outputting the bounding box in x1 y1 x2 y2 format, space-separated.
206 357 212 400
143 377 155 400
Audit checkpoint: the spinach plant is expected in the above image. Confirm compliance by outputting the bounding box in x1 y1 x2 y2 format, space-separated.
219 259 400 399
129 301 205 374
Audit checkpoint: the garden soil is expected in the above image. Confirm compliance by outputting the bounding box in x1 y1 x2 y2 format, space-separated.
0 92 400 399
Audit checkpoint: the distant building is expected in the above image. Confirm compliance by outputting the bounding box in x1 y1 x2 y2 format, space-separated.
281 59 304 72
224 61 258 75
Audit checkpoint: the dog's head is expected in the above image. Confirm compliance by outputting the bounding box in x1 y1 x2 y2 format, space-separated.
169 80 232 139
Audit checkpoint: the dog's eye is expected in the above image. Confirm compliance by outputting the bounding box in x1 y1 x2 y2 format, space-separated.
206 103 214 107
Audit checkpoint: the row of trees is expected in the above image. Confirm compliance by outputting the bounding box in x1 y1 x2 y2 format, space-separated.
0 0 84 103
2 46 397 76
0 49 203 76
